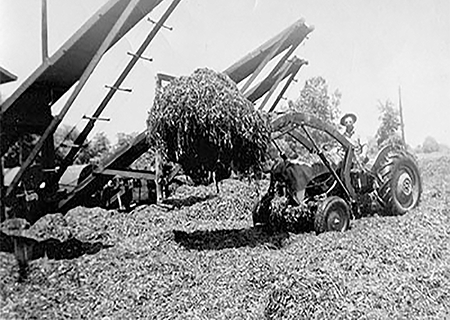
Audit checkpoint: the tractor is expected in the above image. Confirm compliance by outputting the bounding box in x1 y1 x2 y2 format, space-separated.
253 112 422 234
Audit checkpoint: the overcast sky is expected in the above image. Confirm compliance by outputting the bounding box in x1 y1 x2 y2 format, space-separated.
1 0 449 148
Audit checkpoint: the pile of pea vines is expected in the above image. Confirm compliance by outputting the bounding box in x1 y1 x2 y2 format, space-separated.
147 68 271 184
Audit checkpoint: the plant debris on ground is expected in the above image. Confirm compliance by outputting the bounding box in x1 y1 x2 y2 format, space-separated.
0 153 449 319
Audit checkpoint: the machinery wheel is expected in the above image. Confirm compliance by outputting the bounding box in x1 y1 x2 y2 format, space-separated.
252 193 273 228
314 196 350 235
376 150 422 215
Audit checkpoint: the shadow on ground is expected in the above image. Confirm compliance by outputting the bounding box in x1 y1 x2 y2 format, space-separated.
0 231 112 261
173 227 290 251
163 194 217 208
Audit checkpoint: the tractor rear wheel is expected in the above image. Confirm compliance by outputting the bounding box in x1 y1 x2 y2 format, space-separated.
314 196 350 235
376 150 422 215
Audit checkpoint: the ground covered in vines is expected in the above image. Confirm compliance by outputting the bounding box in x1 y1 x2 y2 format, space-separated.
1 153 449 319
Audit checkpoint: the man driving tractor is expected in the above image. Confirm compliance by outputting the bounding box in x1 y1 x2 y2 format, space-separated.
268 112 368 207
339 113 368 164
255 110 422 234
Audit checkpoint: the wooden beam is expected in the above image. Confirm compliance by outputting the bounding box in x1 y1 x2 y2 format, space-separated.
258 60 292 111
0 110 4 220
268 58 306 112
6 0 142 197
240 27 292 94
41 0 48 62
57 130 149 211
224 19 313 84
244 57 305 103
56 0 182 183
96 168 156 180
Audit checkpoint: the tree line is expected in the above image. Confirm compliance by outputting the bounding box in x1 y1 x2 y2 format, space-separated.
279 76 446 157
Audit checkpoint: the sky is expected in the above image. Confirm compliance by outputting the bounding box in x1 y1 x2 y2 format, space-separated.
0 0 449 148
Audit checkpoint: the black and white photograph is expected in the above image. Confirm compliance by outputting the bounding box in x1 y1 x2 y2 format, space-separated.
0 0 449 319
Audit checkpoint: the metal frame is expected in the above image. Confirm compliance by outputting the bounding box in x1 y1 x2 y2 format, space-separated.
271 112 353 149
244 57 307 110
1 6 315 214
2 0 176 205
0 67 18 219
224 18 313 111
6 0 144 198
55 0 181 185
271 112 357 200
224 18 313 84
268 59 306 112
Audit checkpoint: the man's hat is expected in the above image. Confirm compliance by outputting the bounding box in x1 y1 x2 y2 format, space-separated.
340 113 357 126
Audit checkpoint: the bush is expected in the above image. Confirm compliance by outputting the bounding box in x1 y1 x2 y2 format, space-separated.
422 136 440 154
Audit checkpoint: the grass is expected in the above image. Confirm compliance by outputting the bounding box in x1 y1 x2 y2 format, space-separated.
1 153 449 319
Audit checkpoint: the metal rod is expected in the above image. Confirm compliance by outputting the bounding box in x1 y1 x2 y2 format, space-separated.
271 140 285 158
105 84 132 92
0 109 4 219
398 86 406 145
147 17 173 30
241 27 293 94
286 132 314 153
252 35 303 98
258 60 292 111
127 52 153 62
244 59 298 103
95 168 156 180
268 61 304 112
82 115 110 122
55 0 182 184
6 0 142 197
41 0 48 62
300 124 352 201
61 142 85 148
272 125 297 140
57 130 147 211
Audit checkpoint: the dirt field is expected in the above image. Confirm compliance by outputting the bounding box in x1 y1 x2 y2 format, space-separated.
1 153 449 319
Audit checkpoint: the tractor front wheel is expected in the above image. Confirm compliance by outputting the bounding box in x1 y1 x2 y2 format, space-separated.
314 196 350 235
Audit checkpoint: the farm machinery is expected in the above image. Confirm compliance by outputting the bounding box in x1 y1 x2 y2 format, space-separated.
0 0 313 223
253 112 422 234
1 0 421 234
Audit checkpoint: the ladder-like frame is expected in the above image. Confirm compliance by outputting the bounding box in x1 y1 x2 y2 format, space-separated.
60 19 313 210
1 3 313 213
2 0 179 201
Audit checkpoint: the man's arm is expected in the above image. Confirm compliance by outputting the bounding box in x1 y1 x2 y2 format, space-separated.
357 134 369 163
